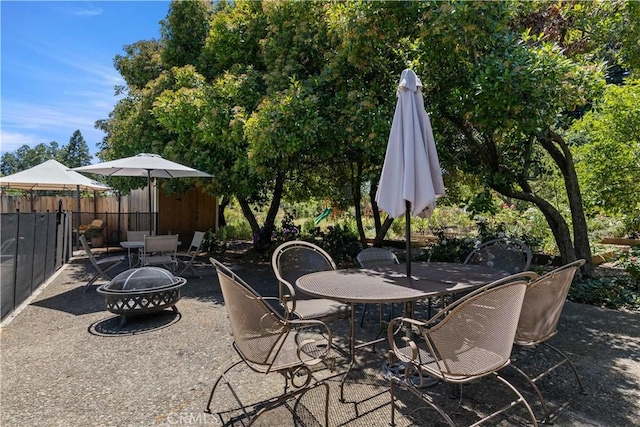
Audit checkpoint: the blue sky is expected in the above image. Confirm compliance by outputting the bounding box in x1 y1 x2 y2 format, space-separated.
1 1 172 159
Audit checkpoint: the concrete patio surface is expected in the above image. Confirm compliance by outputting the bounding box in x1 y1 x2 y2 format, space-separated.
1 250 639 426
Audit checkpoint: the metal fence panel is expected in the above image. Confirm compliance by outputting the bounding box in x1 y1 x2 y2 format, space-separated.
45 213 57 279
1 212 72 321
15 213 35 306
32 214 49 288
1 214 18 319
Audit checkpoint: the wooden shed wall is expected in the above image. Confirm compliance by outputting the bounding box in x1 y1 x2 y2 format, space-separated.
158 187 217 244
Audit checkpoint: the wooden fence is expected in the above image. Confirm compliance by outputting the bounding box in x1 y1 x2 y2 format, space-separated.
1 187 218 246
1 189 150 244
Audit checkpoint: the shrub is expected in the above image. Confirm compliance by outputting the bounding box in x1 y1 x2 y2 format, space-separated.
569 276 640 311
618 245 640 284
420 227 475 263
318 222 362 266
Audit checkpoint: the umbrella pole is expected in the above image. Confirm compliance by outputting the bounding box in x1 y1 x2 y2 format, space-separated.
147 171 153 235
406 200 411 279
76 185 81 251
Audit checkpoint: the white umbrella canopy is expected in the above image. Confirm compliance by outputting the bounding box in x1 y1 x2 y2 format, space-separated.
0 159 110 192
72 153 212 233
375 69 445 277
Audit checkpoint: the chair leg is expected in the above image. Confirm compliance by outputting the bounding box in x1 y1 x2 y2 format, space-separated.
509 363 553 423
390 378 396 427
83 273 100 291
492 373 538 427
544 342 587 395
388 376 456 426
511 343 586 424
205 360 244 414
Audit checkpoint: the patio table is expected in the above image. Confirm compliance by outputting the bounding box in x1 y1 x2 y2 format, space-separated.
120 241 144 268
296 261 509 401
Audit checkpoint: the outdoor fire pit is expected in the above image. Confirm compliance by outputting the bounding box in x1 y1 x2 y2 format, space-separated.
97 267 186 328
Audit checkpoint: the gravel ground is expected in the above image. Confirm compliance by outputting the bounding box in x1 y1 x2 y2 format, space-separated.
1 248 639 427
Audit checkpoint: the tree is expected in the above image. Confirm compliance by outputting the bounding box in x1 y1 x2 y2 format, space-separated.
0 142 62 175
396 1 614 275
161 0 213 68
571 81 640 235
99 0 636 269
59 130 92 168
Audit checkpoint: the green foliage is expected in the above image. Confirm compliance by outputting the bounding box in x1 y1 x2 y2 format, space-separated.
100 0 640 263
421 227 476 263
569 276 639 311
217 221 253 241
59 130 92 168
161 0 212 68
270 212 302 245
618 245 640 283
317 222 362 265
0 130 91 176
571 81 640 230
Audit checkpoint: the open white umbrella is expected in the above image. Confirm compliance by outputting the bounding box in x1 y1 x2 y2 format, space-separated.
0 159 111 249
73 153 211 234
375 69 445 278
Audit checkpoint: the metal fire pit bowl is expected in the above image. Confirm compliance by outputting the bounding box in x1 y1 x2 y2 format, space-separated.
97 267 186 328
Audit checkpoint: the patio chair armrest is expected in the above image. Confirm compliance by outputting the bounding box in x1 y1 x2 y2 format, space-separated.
289 319 334 367
387 317 427 362
278 279 298 317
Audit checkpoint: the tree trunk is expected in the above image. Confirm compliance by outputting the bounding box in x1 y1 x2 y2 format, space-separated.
217 195 230 228
541 131 594 276
373 216 394 247
237 196 259 236
495 183 578 269
351 162 367 247
369 182 382 234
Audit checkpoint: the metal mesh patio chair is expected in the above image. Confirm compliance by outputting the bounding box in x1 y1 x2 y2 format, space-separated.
356 247 400 327
272 240 350 323
176 231 205 278
511 259 587 423
207 257 337 426
79 235 125 291
142 234 179 272
464 238 532 274
386 272 539 427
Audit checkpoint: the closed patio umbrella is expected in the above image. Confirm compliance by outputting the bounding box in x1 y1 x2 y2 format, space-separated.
375 69 445 278
73 153 211 234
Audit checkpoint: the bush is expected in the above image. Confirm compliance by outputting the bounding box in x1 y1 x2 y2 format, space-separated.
618 245 640 284
420 227 476 263
218 221 253 241
569 276 640 311
319 222 362 265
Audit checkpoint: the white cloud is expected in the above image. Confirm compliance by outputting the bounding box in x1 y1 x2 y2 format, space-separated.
71 4 103 17
0 131 46 154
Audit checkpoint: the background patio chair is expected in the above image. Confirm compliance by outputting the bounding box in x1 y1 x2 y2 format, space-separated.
464 237 532 274
126 230 152 241
386 272 538 427
142 234 179 272
207 257 337 426
511 259 587 423
356 247 400 327
79 235 125 291
272 240 350 323
176 231 205 278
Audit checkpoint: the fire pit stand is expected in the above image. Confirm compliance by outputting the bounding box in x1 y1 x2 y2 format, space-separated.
97 267 186 328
